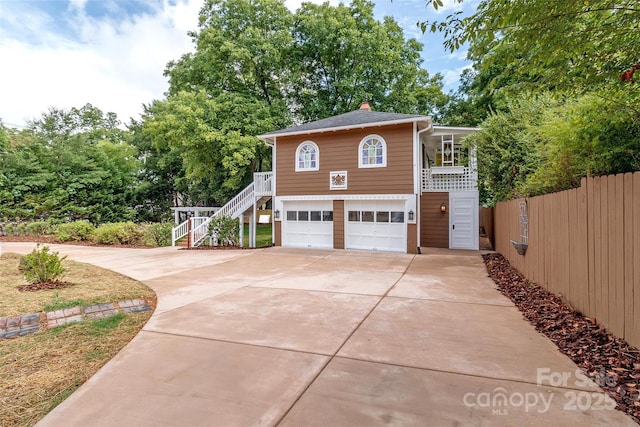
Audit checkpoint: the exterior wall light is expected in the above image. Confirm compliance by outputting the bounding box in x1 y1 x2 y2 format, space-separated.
408 210 414 221
274 209 280 219
440 202 447 213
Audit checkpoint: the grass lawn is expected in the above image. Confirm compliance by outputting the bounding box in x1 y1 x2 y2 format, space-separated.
0 252 155 427
242 223 272 247
0 253 154 317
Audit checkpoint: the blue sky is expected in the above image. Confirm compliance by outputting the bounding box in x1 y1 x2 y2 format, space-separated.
0 0 476 128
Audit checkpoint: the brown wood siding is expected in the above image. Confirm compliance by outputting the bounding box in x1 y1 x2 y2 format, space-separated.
420 192 449 248
274 221 282 246
406 223 417 253
493 172 640 349
276 123 414 196
333 200 345 249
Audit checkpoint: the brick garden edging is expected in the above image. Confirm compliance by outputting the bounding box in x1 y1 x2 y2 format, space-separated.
0 299 153 339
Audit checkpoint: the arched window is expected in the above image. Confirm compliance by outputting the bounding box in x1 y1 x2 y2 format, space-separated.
358 135 387 168
295 141 319 171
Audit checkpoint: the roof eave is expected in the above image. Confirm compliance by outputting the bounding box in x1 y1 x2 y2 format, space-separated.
258 117 432 141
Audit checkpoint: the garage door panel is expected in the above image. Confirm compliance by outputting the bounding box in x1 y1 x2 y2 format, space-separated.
283 201 333 249
345 200 406 253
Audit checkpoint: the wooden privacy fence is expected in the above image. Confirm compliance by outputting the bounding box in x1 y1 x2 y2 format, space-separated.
494 172 640 349
479 206 494 247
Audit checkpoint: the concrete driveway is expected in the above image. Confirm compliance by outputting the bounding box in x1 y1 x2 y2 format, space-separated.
3 243 636 426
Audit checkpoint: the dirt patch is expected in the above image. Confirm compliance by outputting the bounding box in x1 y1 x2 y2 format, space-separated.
483 253 640 424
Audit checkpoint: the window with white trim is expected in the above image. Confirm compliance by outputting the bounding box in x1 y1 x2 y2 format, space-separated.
295 141 319 171
348 210 405 223
358 135 386 168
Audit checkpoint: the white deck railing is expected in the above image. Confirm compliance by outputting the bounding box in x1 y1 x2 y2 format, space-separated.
254 172 273 196
422 167 478 192
172 172 273 246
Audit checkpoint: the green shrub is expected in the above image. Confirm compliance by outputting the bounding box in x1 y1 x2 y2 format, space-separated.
55 221 96 242
139 222 173 247
93 222 141 245
16 223 26 236
20 244 67 284
209 216 239 246
26 221 54 236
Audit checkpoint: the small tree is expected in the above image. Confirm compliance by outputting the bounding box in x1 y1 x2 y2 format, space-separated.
209 216 239 247
21 244 67 284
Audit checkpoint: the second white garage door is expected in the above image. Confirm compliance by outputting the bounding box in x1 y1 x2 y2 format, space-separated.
283 200 334 248
345 200 406 252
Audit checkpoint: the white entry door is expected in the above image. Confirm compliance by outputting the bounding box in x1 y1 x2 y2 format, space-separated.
282 201 333 248
449 192 479 250
345 200 406 252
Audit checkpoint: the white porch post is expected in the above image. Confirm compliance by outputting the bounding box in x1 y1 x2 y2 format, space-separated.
251 201 257 248
239 213 244 248
247 211 253 248
174 209 179 225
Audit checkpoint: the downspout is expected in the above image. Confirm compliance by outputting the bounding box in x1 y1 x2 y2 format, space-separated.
269 137 276 246
415 119 433 253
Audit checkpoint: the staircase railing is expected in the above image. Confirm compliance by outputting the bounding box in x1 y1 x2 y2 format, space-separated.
189 216 210 247
172 219 189 246
173 172 273 247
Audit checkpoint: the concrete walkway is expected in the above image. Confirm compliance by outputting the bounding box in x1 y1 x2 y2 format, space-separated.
3 243 636 426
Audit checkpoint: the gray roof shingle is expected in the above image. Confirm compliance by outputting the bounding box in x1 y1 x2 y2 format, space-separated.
259 109 430 139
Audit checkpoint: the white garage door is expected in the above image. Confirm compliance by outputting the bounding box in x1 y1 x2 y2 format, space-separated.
283 201 334 248
345 200 406 252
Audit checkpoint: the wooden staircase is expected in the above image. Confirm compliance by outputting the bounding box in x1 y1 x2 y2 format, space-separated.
172 172 273 248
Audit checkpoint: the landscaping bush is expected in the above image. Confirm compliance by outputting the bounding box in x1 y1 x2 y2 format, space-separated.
139 222 173 247
20 244 67 284
55 221 96 242
0 223 12 236
209 216 239 246
16 223 27 236
26 221 55 236
93 222 141 245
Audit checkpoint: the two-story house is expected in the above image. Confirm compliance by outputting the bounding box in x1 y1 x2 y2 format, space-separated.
172 102 479 253
258 102 479 253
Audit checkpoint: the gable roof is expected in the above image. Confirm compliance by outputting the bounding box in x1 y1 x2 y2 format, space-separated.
258 109 432 142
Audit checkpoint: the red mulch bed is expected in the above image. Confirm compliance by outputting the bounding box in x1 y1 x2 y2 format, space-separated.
483 253 640 424
178 245 272 250
17 281 73 292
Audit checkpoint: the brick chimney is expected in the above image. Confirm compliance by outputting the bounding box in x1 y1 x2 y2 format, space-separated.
359 101 371 111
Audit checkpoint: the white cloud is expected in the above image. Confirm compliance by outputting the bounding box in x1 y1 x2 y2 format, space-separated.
442 64 472 91
0 0 201 128
284 0 340 13
431 0 463 14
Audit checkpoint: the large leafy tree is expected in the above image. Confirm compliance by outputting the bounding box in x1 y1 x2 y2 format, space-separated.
291 0 425 120
141 91 273 206
0 105 139 223
128 114 186 222
422 0 640 203
422 0 640 97
464 95 552 205
466 92 640 206
153 0 447 207
165 0 293 127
